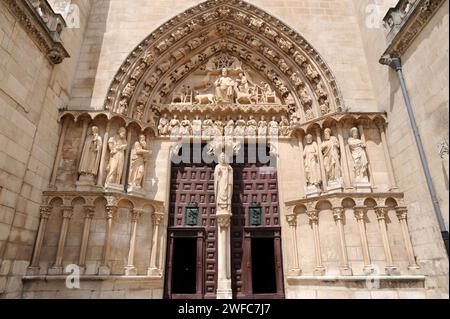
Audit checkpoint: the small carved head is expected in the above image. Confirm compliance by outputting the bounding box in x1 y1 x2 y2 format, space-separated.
91 126 99 135
350 127 359 139
219 152 227 165
139 134 146 144
324 128 332 140
306 134 314 144
118 127 127 138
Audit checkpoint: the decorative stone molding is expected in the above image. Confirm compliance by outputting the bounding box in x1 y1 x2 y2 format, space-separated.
3 0 70 64
381 0 446 59
102 0 345 130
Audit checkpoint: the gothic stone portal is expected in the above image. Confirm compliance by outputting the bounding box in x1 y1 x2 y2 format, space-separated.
165 144 285 299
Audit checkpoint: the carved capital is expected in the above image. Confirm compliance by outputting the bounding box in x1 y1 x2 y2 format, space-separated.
395 206 408 221
83 206 96 219
375 206 388 220
39 206 52 220
333 207 345 221
216 212 232 228
354 206 367 221
61 207 74 219
131 208 144 222
285 214 298 227
306 210 319 224
105 206 118 220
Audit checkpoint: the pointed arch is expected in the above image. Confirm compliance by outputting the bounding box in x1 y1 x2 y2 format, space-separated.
103 0 345 127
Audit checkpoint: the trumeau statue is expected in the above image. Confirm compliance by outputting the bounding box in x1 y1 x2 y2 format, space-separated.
78 126 102 181
128 134 151 190
321 128 342 183
303 134 321 187
214 152 233 212
215 68 235 103
106 127 128 185
348 127 369 182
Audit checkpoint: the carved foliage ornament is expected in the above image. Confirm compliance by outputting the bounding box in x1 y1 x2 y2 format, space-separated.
103 0 344 124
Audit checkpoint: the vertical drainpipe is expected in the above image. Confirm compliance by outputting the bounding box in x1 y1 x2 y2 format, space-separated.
380 54 449 256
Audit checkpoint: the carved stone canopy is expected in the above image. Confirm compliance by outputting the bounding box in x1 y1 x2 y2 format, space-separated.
103 0 345 129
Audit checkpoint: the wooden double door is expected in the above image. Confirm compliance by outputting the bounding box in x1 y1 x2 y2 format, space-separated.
164 145 285 299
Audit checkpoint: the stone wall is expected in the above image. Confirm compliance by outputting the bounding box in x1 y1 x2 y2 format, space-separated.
352 0 449 298
0 0 93 298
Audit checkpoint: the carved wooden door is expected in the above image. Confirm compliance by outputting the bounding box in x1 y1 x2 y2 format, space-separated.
165 144 285 299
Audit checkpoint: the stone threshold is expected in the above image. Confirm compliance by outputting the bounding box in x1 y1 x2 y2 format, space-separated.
287 275 426 288
22 275 163 282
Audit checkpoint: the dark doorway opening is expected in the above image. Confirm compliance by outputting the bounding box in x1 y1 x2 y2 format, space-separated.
172 238 197 294
251 238 277 294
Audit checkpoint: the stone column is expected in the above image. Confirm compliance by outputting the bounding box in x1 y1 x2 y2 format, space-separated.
28 206 52 274
286 213 302 276
99 205 117 275
306 209 326 276
333 207 352 275
78 205 95 269
216 211 233 299
336 122 352 190
375 207 399 275
396 207 420 272
354 207 374 274
49 117 70 188
125 208 143 276
357 122 375 189
97 121 111 187
376 122 398 191
49 206 74 275
315 127 328 193
148 212 164 276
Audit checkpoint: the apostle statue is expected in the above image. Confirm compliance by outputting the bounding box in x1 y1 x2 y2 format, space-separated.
78 126 102 182
321 128 342 183
192 115 202 137
106 127 128 185
258 116 268 137
348 127 369 181
180 115 192 137
128 134 151 190
215 68 235 103
246 116 258 136
214 152 233 212
303 134 321 187
169 115 181 136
